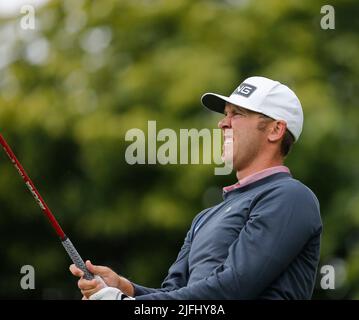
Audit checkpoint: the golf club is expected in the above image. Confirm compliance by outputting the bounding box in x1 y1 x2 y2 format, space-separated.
0 133 99 282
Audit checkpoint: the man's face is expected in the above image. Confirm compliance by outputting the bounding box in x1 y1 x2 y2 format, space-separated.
218 103 270 172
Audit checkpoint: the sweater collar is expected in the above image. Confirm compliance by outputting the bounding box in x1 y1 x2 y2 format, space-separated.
223 166 291 194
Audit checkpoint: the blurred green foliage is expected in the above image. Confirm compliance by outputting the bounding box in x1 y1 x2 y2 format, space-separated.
0 0 358 299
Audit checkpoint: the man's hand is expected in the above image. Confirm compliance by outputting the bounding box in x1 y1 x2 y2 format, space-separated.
69 260 135 299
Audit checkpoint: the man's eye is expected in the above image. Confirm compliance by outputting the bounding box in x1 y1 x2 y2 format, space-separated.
224 111 244 117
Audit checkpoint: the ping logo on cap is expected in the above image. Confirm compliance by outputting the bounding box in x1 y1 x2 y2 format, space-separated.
233 83 257 97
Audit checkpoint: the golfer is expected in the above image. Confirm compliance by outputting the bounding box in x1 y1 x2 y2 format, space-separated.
70 76 322 300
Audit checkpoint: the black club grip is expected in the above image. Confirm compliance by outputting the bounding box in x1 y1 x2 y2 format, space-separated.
61 237 94 280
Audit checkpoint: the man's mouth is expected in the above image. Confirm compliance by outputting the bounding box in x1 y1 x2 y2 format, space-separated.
222 131 234 155
222 131 234 163
223 130 234 145
224 136 233 145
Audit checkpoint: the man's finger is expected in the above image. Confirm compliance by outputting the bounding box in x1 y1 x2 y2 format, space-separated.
85 260 110 276
81 281 104 298
78 278 98 290
69 264 84 277
81 288 99 298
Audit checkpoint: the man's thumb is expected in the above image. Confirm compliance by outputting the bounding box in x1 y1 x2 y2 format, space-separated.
86 260 109 276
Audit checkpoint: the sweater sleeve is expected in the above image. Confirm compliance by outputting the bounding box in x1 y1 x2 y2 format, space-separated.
136 182 321 300
132 208 212 297
132 229 192 296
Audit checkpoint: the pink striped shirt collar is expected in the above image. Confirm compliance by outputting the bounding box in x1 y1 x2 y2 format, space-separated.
223 165 291 193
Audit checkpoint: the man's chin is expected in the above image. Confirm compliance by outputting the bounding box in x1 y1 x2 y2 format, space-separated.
221 153 235 165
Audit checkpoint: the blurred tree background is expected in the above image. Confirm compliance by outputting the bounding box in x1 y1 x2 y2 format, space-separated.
0 0 358 299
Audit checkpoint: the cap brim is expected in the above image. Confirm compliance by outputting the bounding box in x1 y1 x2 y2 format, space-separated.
201 92 265 116
201 93 233 114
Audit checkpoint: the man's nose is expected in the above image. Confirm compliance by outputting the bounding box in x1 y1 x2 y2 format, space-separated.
218 116 231 129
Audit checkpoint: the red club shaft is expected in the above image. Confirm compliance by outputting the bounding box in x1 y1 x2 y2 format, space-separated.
0 134 66 240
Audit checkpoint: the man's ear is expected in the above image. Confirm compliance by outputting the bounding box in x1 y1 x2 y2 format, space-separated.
268 121 287 142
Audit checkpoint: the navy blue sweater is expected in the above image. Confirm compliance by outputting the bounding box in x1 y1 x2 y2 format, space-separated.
133 172 322 299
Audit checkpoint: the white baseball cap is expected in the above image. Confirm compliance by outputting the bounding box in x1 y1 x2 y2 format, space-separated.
201 76 303 141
